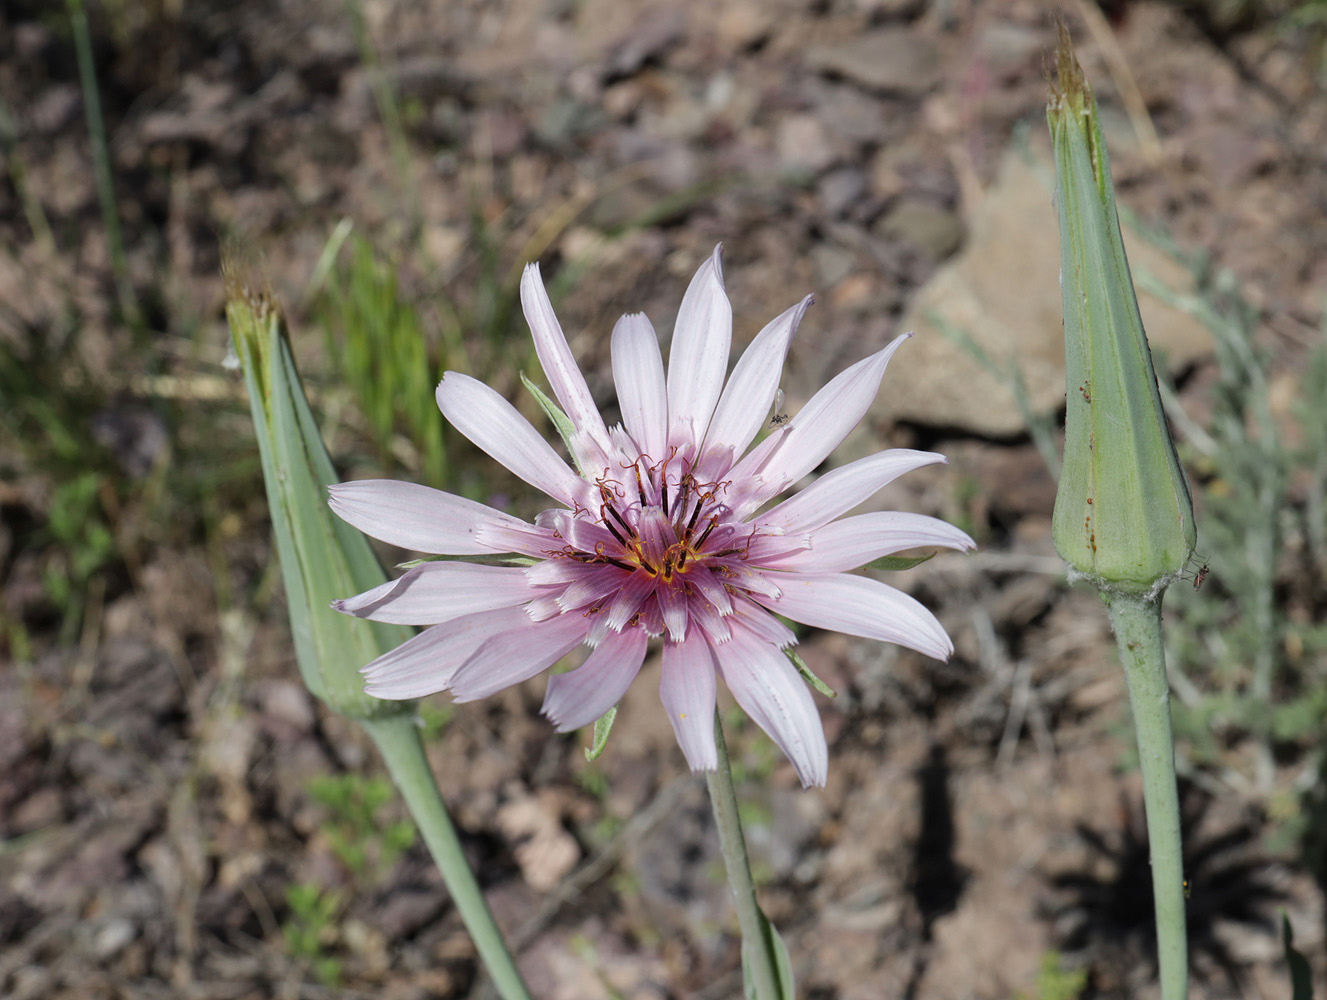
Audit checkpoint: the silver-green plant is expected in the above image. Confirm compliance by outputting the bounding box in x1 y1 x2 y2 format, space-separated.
1048 28 1197 1000
224 249 533 1000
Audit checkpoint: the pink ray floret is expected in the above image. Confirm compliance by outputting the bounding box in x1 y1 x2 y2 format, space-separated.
330 245 973 787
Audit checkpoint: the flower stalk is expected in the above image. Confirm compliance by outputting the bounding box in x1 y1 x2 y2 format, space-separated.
363 715 534 1000
1107 592 1186 1000
1048 27 1193 1000
224 252 531 1000
705 710 793 1000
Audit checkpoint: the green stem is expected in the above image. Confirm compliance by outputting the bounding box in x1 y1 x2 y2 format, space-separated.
362 715 533 1000
705 710 783 1000
1106 590 1188 1000
66 0 140 333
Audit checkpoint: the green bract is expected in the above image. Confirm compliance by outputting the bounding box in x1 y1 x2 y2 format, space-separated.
1048 40 1196 594
225 255 414 720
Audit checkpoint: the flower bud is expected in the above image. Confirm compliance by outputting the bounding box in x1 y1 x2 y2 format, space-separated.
1048 31 1196 593
225 250 414 719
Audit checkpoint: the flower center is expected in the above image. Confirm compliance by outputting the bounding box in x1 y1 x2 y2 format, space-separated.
561 455 745 586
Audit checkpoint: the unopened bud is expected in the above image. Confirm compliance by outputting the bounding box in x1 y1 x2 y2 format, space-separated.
1047 31 1196 593
225 247 414 719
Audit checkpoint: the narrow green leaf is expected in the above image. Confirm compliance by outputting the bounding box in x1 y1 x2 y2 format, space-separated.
862 551 935 573
1282 912 1314 1000
741 911 796 1000
585 707 617 762
786 647 836 698
521 371 580 470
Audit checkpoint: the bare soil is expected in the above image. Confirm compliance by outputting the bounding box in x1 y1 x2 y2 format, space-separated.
2 1 1325 998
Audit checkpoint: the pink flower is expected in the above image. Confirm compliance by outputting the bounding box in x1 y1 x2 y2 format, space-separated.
330 246 972 787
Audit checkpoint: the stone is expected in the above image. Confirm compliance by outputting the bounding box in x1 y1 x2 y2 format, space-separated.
874 146 1213 436
776 113 838 174
875 196 963 262
805 29 942 96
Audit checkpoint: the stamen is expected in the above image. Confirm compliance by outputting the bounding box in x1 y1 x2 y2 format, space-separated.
694 515 718 549
604 555 637 572
632 463 647 507
661 477 669 517
685 497 704 538
600 509 629 547
674 474 692 526
605 502 633 537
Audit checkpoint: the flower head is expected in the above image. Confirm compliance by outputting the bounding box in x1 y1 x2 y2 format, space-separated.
330 246 972 786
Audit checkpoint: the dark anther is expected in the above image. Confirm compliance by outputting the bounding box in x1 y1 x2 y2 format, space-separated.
694 515 718 549
605 501 633 536
685 497 704 538
632 463 647 506
674 474 692 525
601 508 629 548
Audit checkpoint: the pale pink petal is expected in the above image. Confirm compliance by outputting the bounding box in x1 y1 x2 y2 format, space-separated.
329 480 529 554
555 568 628 613
730 333 913 506
521 264 613 472
467 518 557 558
755 571 953 661
687 597 731 644
758 449 948 534
612 312 668 461
525 559 591 587
729 595 797 648
687 568 733 617
436 373 586 507
762 512 976 572
702 295 811 468
658 583 688 641
605 572 657 630
541 628 649 732
448 612 590 702
666 244 731 449
717 622 828 787
660 636 718 771
333 562 534 624
362 606 534 699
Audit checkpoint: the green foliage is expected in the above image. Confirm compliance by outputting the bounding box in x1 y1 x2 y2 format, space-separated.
308 772 416 880
1014 951 1088 1000
281 772 416 984
41 472 116 629
282 882 344 986
723 708 780 785
1282 912 1315 1000
416 701 453 741
585 707 618 762
317 236 450 485
1146 263 1327 805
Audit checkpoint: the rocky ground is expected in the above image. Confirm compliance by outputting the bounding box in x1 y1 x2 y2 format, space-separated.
2 1 1326 998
